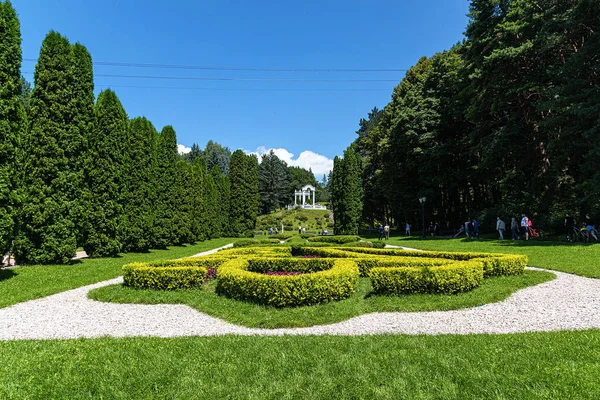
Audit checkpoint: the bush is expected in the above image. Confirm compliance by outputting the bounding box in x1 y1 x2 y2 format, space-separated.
369 261 484 294
269 233 293 240
122 258 228 289
233 239 281 248
243 230 255 238
216 258 359 307
307 235 360 244
339 241 373 248
372 241 386 248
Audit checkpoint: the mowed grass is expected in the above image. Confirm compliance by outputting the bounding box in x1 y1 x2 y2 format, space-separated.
1 332 600 399
89 270 554 328
0 238 236 309
385 237 600 278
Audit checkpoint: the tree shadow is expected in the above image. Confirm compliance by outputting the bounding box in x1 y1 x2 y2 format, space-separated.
0 268 17 282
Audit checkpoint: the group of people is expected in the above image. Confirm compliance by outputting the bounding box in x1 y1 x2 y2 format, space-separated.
377 224 390 240
495 214 535 240
565 214 597 242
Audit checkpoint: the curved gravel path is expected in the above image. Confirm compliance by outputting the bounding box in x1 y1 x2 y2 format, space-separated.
2 266 600 340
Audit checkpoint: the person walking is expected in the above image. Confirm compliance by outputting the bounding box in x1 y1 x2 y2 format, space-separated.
511 217 519 240
585 214 597 242
565 214 575 241
384 224 390 240
429 222 435 237
378 224 384 240
405 222 411 236
465 219 471 239
473 219 480 239
521 214 529 240
496 217 505 240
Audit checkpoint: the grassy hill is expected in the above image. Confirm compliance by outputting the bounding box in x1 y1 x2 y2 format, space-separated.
256 207 332 233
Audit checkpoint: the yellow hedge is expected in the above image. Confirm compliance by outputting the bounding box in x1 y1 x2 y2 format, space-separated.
216 257 359 307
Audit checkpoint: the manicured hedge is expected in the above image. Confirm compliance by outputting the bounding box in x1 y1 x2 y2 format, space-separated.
122 258 228 289
233 239 281 248
369 261 485 294
337 248 527 277
216 258 359 307
307 235 360 244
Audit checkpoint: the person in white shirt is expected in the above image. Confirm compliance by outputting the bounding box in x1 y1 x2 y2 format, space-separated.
520 214 529 240
496 217 506 240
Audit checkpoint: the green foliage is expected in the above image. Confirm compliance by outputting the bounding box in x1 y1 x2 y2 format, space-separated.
172 160 195 245
190 158 208 241
331 148 363 235
233 238 281 248
216 257 359 307
258 150 290 213
82 90 127 257
121 117 158 252
203 169 219 238
123 264 207 290
369 261 484 294
211 166 230 236
229 150 259 236
307 235 360 244
0 0 25 256
203 140 231 176
15 31 79 264
153 125 179 248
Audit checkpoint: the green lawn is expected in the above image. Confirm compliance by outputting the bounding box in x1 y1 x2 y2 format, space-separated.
89 270 554 328
1 332 600 399
383 237 600 278
0 238 236 309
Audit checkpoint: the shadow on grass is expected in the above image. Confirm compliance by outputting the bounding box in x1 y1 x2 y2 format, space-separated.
0 268 16 282
390 236 599 248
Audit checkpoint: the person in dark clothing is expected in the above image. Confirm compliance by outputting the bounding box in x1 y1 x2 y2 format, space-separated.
565 214 575 241
378 224 384 240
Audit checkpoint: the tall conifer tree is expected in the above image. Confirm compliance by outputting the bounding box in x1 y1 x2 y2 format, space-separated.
121 117 157 252
154 125 178 248
83 89 128 257
229 150 259 236
0 0 25 258
15 31 77 264
191 157 208 241
172 160 195 245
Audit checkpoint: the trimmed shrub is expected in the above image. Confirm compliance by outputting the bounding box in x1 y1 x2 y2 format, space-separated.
216 258 359 307
122 258 228 289
233 239 281 248
269 233 293 240
369 261 484 294
307 235 360 244
339 241 373 248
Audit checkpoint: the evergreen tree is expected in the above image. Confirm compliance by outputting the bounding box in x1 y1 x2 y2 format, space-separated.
154 125 178 248
15 31 77 264
204 140 231 176
183 143 202 164
172 160 195 245
82 89 127 257
0 0 25 257
211 166 230 236
69 42 94 245
204 169 219 238
191 157 208 241
332 148 363 235
259 150 290 213
121 117 158 252
229 150 259 235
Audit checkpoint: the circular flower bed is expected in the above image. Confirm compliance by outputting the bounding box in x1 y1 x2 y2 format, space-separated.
215 257 359 307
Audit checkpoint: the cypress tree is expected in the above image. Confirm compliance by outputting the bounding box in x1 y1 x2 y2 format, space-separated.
332 148 363 235
191 157 208 241
121 117 158 252
0 0 25 258
204 169 219 238
154 125 178 248
82 90 128 257
229 150 259 236
15 31 77 264
211 166 230 236
69 43 94 245
172 160 195 245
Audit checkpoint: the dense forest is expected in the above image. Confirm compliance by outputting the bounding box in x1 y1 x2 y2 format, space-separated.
334 0 599 234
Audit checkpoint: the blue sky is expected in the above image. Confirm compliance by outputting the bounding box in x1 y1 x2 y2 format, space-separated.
14 0 470 176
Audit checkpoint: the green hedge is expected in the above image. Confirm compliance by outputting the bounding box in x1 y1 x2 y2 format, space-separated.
369 261 485 295
123 264 208 290
339 241 374 248
233 239 281 248
307 235 360 244
269 233 293 240
338 248 527 277
122 258 229 289
216 258 359 307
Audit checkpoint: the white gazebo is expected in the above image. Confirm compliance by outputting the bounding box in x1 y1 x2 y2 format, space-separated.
289 185 326 210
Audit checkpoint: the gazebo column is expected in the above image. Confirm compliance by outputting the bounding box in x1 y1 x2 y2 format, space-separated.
313 189 315 207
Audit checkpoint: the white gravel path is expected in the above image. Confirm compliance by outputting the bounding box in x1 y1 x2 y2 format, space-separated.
2 264 600 339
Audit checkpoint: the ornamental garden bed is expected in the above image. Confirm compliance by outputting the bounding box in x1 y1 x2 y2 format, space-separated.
120 246 530 304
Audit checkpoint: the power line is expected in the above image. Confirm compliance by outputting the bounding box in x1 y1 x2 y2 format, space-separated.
22 71 399 83
95 84 391 92
22 58 409 73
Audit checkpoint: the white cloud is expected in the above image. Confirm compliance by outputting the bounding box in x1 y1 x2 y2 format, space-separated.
244 147 334 176
177 144 191 154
